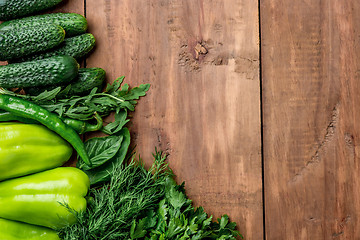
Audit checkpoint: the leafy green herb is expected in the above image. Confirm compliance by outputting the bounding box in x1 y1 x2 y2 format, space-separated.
58 150 173 240
0 77 150 135
78 128 131 185
77 134 123 170
58 151 242 239
102 109 129 135
130 177 242 240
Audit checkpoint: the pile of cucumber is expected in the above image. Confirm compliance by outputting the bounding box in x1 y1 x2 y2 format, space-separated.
0 0 105 97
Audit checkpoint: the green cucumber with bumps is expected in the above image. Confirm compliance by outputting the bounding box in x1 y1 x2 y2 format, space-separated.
66 68 106 96
0 13 87 37
0 24 65 61
12 33 96 63
0 0 63 21
0 56 79 88
26 68 106 96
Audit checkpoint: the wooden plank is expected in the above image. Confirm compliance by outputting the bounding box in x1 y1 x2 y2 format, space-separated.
86 0 262 239
52 0 84 15
261 0 360 239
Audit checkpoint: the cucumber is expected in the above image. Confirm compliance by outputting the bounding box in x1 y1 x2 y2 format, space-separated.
0 24 65 61
67 68 106 95
12 34 96 63
0 0 63 21
0 13 87 37
26 68 106 96
0 56 79 88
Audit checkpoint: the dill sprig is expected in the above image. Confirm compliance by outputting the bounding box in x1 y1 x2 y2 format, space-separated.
57 151 172 240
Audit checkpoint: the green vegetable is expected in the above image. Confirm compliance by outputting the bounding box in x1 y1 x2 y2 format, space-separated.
0 94 91 166
60 112 103 134
0 167 89 229
0 122 72 181
131 179 242 239
26 67 106 97
12 34 96 63
0 24 65 61
62 67 106 96
0 110 103 134
42 77 150 124
58 151 172 239
58 151 242 239
78 127 131 185
0 55 79 88
0 110 38 124
0 13 87 37
0 218 61 240
0 0 63 21
0 77 150 135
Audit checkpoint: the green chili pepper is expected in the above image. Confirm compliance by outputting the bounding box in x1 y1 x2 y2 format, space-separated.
0 94 91 166
0 110 38 124
0 110 103 134
61 112 103 134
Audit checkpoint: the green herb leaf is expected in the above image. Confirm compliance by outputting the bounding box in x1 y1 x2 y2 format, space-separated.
167 186 189 210
102 109 129 135
82 127 131 185
58 150 172 240
130 219 147 239
0 79 150 135
77 134 123 170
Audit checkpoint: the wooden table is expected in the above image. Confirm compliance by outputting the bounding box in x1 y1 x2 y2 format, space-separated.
6 0 360 239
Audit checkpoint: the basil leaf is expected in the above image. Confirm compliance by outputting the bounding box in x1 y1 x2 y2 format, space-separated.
83 127 131 185
77 134 123 170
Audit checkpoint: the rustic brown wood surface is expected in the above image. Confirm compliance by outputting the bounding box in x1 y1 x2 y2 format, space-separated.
4 0 360 239
261 0 360 239
85 0 262 239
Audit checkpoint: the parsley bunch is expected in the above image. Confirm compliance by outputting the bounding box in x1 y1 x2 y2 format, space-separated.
130 177 242 240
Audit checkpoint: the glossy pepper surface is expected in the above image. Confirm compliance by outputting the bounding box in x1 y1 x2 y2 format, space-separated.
0 167 90 229
0 218 60 240
0 94 92 166
0 122 73 181
0 110 103 134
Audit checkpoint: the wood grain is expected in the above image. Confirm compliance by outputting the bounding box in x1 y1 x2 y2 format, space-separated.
86 0 262 239
261 0 360 239
50 0 84 15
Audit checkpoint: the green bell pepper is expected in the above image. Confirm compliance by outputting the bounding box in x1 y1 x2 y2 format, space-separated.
0 218 60 240
0 167 90 229
0 122 73 181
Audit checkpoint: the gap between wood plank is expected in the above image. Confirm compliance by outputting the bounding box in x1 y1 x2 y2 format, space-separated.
258 0 266 239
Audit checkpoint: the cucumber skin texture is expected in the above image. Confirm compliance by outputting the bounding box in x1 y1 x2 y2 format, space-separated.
0 56 79 88
12 33 96 63
0 13 87 37
68 68 106 95
26 68 106 96
0 24 65 61
0 0 63 21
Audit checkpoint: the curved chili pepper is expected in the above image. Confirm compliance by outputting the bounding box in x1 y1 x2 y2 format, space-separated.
0 110 103 134
0 94 91 166
62 112 103 134
0 110 37 124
